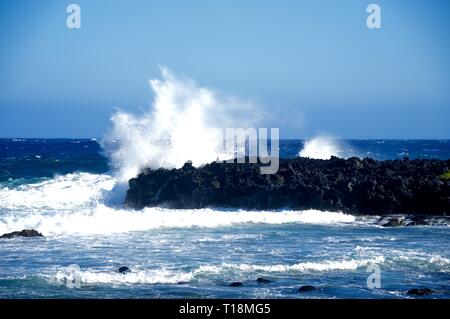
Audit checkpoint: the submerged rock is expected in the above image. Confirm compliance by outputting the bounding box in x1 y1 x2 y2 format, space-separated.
125 157 450 215
298 285 317 292
229 282 243 287
256 277 272 284
118 266 131 274
407 288 434 296
0 229 43 239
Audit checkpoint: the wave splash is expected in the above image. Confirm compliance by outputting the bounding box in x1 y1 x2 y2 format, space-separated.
102 67 260 183
299 135 345 159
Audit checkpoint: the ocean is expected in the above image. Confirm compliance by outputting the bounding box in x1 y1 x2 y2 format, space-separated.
0 138 449 298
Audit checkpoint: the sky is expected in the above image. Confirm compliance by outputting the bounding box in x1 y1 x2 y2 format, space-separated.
0 0 449 139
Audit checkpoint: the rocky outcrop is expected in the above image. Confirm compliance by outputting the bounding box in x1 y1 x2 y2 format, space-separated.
0 229 43 239
125 157 450 215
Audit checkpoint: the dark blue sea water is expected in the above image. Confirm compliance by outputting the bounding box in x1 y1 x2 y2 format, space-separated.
2 138 450 182
0 139 449 298
0 139 108 182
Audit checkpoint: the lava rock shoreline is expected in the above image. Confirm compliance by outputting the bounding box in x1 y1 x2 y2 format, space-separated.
125 156 450 215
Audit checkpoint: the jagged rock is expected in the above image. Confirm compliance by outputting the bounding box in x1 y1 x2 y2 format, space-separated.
125 157 450 215
298 285 317 292
378 216 406 227
229 282 243 287
0 229 43 239
118 266 131 274
407 288 433 296
256 277 272 284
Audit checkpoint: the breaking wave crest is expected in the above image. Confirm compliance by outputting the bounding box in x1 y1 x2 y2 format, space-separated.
0 170 358 235
42 252 450 286
0 204 355 235
0 173 115 213
46 257 385 285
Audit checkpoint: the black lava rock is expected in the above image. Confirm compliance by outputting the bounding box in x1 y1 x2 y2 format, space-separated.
407 288 434 296
298 285 317 292
229 282 243 287
377 215 449 227
256 277 272 284
125 157 450 215
406 215 431 226
0 229 43 239
118 266 131 274
378 217 406 227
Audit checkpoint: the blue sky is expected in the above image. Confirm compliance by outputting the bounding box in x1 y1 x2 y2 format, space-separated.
0 0 449 138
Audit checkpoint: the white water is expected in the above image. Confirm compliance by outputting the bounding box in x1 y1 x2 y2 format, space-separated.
0 206 356 235
0 173 115 212
0 172 357 235
47 257 387 285
44 253 450 286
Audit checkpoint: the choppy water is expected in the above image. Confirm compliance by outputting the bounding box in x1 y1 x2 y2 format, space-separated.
0 139 449 298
